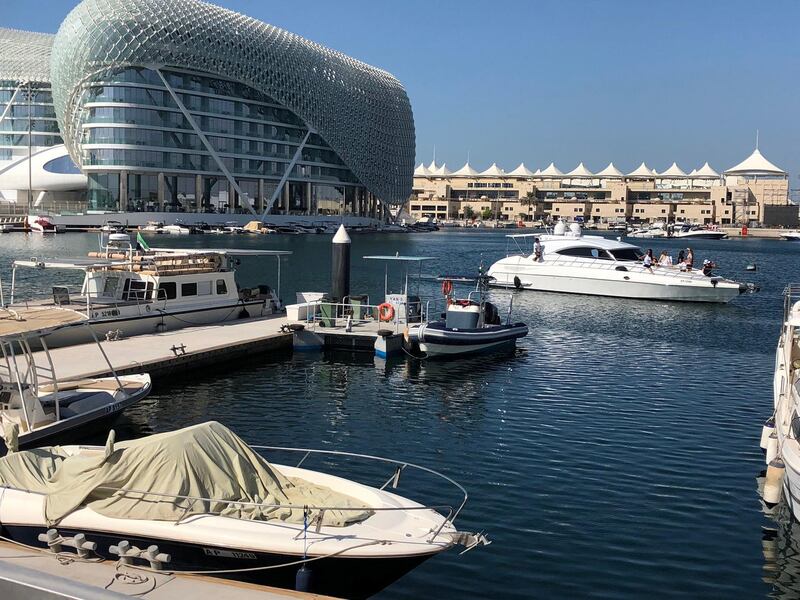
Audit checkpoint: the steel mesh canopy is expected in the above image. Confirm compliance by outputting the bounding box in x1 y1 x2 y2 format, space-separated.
51 0 415 204
0 28 54 84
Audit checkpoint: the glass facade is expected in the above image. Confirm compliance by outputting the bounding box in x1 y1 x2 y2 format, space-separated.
76 67 368 213
0 80 63 149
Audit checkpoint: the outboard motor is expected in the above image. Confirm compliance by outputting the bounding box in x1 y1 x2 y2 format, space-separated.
483 302 501 326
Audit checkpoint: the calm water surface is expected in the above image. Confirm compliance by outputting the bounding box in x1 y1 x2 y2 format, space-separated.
0 229 797 598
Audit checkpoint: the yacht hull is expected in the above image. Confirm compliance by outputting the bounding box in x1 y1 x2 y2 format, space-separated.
488 266 741 303
29 300 267 349
672 231 728 240
0 523 433 599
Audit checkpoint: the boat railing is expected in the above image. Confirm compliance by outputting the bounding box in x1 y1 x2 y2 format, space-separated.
783 284 800 323
3 286 165 320
299 298 440 334
0 447 469 542
527 256 723 280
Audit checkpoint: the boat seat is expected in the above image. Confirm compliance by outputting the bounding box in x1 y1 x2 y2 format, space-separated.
59 392 116 419
39 391 103 408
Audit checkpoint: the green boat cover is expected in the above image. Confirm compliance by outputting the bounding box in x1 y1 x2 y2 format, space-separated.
0 421 371 527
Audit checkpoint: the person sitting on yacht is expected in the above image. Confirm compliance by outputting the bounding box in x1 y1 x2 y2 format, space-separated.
701 259 716 277
642 249 654 273
658 251 673 267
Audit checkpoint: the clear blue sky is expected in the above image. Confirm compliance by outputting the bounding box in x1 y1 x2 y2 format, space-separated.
6 0 799 179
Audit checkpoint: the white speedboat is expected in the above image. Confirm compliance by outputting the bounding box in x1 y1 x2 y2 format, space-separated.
161 222 193 235
5 233 291 348
780 231 800 241
758 285 800 516
672 225 728 240
140 221 164 234
26 215 58 234
0 306 151 453
486 222 754 303
0 421 487 599
627 225 667 239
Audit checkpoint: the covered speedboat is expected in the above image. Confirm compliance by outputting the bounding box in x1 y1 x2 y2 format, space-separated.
0 422 487 599
0 306 151 453
487 222 755 303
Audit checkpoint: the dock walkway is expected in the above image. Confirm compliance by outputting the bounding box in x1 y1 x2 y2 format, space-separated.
0 540 335 599
34 316 292 381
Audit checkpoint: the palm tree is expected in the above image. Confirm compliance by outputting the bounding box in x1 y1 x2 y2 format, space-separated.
520 191 536 221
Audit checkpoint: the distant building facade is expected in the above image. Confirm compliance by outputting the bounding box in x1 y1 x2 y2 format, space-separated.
411 149 795 227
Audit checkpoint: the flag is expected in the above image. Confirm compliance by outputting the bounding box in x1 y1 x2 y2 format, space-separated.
136 231 150 251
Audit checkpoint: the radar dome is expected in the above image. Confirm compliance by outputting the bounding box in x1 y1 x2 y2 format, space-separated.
569 222 582 237
553 221 567 236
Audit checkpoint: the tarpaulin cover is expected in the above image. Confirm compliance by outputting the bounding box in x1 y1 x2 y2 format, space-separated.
0 421 371 527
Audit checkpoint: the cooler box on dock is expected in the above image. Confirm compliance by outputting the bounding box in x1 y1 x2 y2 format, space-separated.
445 302 480 329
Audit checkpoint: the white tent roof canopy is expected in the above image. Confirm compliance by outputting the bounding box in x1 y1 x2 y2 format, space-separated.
724 148 786 175
451 162 481 177
431 163 451 176
659 162 687 177
595 162 624 178
627 162 657 177
479 162 506 177
413 163 431 177
565 162 594 177
539 162 564 177
694 162 720 178
507 162 537 177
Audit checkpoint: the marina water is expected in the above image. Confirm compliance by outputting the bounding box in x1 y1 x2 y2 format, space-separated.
0 230 795 598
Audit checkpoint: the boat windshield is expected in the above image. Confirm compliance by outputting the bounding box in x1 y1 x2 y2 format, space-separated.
610 247 643 262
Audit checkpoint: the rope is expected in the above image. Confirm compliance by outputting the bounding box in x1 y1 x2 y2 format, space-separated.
402 345 428 360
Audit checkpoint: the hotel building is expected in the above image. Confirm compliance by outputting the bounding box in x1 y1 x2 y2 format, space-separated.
411 150 796 227
0 0 414 223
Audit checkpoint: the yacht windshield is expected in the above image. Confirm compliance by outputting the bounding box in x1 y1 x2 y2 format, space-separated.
610 247 643 262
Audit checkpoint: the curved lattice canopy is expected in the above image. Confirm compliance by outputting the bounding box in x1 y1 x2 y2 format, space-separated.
51 0 415 204
0 28 54 84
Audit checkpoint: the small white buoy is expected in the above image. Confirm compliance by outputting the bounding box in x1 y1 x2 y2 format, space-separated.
761 417 776 451
766 431 779 464
763 458 785 506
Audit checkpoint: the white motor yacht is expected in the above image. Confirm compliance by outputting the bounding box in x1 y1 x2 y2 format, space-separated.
140 221 164 234
0 421 487 599
0 306 151 453
759 286 800 517
486 222 754 303
26 215 59 234
671 225 728 240
627 225 667 239
161 223 193 235
5 233 291 348
780 231 800 241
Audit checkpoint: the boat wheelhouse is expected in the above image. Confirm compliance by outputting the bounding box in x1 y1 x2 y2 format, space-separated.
5 233 291 347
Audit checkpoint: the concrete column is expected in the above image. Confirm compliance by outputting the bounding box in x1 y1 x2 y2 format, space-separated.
229 180 237 214
119 172 128 212
306 181 312 215
283 183 290 215
195 174 203 214
157 172 166 211
257 179 265 214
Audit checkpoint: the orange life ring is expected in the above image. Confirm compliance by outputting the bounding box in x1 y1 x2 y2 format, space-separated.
378 302 395 322
441 279 453 297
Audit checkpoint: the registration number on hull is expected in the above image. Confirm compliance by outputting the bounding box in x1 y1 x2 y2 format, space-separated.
203 548 257 559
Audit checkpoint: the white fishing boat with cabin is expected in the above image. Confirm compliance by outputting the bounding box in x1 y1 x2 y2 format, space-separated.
0 306 151 453
4 233 290 348
486 222 755 303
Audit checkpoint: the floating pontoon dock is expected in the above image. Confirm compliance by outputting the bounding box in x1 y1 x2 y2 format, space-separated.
0 540 337 599
26 315 292 381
